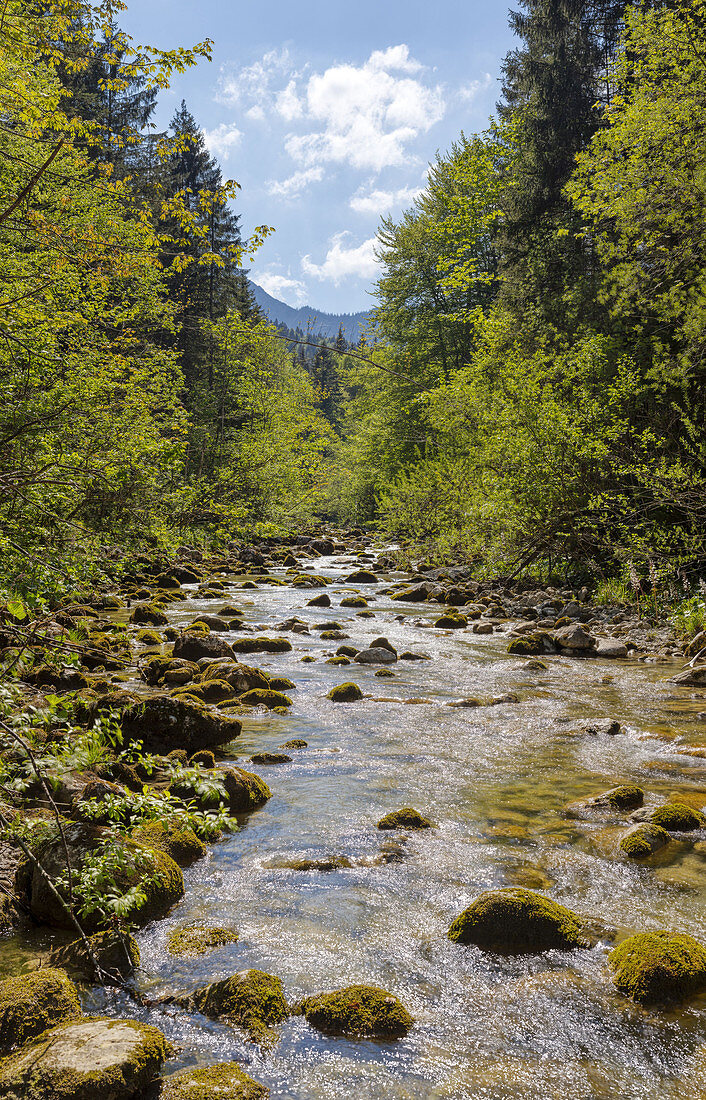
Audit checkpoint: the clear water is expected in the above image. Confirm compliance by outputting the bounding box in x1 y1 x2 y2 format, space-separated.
13 549 706 1097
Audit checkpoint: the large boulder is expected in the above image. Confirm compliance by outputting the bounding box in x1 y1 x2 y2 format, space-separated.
649 802 706 832
344 570 378 583
199 661 269 694
120 696 241 755
610 931 706 1005
171 767 271 815
0 968 80 1049
131 820 206 867
297 985 413 1039
49 931 140 982
0 1017 168 1099
129 604 168 627
230 637 292 655
447 888 590 954
554 623 597 654
157 1062 268 1099
17 823 184 931
669 665 706 687
189 970 288 1045
172 633 233 662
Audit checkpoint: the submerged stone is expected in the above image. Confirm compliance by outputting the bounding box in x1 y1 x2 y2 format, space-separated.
157 1062 268 1099
48 931 139 982
166 925 239 958
610 931 706 1005
250 752 291 765
297 985 413 1039
448 888 589 954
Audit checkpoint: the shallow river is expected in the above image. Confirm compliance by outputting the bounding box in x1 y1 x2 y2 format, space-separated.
16 548 706 1097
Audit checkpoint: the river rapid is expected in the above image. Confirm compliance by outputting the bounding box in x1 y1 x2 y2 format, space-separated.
9 542 706 1099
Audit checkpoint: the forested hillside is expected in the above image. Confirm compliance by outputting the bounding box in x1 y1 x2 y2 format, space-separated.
1 0 704 615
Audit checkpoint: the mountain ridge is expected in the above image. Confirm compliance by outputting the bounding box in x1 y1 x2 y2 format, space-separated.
249 281 371 344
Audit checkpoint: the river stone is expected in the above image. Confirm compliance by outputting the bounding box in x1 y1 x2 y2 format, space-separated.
173 633 234 662
120 696 241 754
307 594 330 607
222 768 272 812
566 785 644 817
555 624 597 653
344 570 378 583
448 888 590 954
0 968 81 1049
377 808 434 830
48 931 140 982
17 822 184 931
327 682 363 702
610 931 706 1005
297 985 413 1039
190 970 288 1045
166 925 239 958
189 615 229 632
670 666 706 687
594 639 629 658
619 822 671 859
199 661 269 693
354 647 397 665
649 802 706 831
157 1062 268 1099
250 752 291 765
390 583 431 602
129 603 168 627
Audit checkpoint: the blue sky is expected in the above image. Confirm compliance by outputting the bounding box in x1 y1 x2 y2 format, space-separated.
120 1 516 313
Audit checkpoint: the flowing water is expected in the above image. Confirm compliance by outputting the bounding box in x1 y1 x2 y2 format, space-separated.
9 547 706 1098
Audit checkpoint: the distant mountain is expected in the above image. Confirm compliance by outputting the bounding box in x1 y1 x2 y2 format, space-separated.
249 281 371 344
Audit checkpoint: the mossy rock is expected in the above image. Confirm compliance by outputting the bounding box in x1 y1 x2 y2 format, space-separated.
649 802 706 832
221 768 272 813
120 696 241 755
48 931 140 982
327 682 363 703
199 661 269 693
507 636 544 656
375 669 395 678
250 752 291 765
135 629 163 646
157 1062 268 1099
326 656 350 666
377 808 434 830
189 750 216 768
448 888 590 954
340 596 368 608
344 570 379 584
172 633 233 662
0 968 80 1049
619 823 671 859
307 594 330 607
167 924 239 958
239 689 292 709
191 970 288 1045
230 637 292 655
281 739 307 749
300 656 316 663
610 931 706 1005
130 604 168 627
180 679 236 705
141 657 198 687
132 820 206 867
0 1017 169 1099
268 677 295 692
297 985 413 1039
604 785 644 811
434 614 468 629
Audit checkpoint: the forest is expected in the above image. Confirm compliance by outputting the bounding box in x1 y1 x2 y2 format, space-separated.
1 0 705 610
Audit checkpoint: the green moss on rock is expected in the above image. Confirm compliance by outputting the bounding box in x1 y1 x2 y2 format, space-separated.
167 925 239 958
610 931 706 1005
135 629 163 645
377 808 434 830
158 1062 268 1099
191 970 288 1045
250 752 291 765
649 802 706 832
222 768 272 813
230 637 292 655
132 820 206 867
297 985 413 1039
0 1017 169 1099
238 689 292 709
48 931 139 982
130 603 168 627
0 968 80 1049
619 823 671 859
327 682 363 702
447 888 589 954
605 786 644 811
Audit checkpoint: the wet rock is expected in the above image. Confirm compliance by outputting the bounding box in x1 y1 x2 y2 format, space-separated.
649 802 706 831
221 768 272 813
132 820 206 867
447 698 482 708
336 645 359 658
566 785 644 816
377 808 434 830
307 594 331 608
239 689 292 709
157 1062 268 1100
555 623 597 653
166 925 239 958
265 855 352 872
281 739 307 749
354 647 397 665
296 985 413 1039
448 888 591 954
341 596 368 608
173 633 234 662
581 719 623 736
595 639 628 658
180 679 236 705
0 968 81 1049
390 584 431 602
121 696 241 755
135 629 163 646
18 822 184 931
399 651 431 661
473 622 494 635
130 603 168 627
190 970 288 1045
0 1017 169 1099
327 682 363 702
518 659 548 671
190 615 229 632
670 666 706 687
344 570 378 584
49 931 139 982
320 630 348 640
507 633 555 656
434 613 468 629
610 931 706 1005
326 656 349 666
230 637 292 655
619 822 671 859
375 669 395 678
141 657 198 687
250 752 291 765
199 661 269 694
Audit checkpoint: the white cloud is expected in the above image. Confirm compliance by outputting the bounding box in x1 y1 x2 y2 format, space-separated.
216 48 294 107
349 184 423 217
285 45 445 172
204 123 242 159
252 272 308 306
267 166 324 198
275 79 304 121
245 105 266 122
459 74 493 102
302 233 379 284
